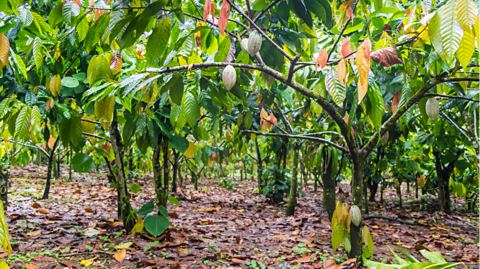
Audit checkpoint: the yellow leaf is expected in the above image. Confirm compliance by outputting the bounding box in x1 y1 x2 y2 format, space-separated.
95 95 115 130
337 58 346 84
110 51 122 75
184 141 196 158
0 147 4 158
131 216 144 233
114 248 126 262
456 27 475 69
356 44 370 104
49 75 61 97
0 259 9 269
81 115 96 134
456 0 477 29
0 33 10 71
80 255 98 267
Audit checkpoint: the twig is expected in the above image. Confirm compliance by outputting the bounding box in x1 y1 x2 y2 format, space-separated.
327 0 359 61
253 0 281 23
274 102 294 134
82 132 109 141
363 216 420 226
424 93 479 102
287 54 301 85
439 112 470 140
80 118 101 125
241 130 349 154
225 0 292 61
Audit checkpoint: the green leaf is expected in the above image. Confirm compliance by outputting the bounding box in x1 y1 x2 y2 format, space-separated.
84 14 111 53
138 202 155 215
72 153 95 173
420 250 447 264
63 2 80 26
168 74 184 105
182 92 200 128
30 105 41 137
60 113 82 147
343 236 351 254
456 0 477 29
147 17 172 66
244 111 253 129
144 215 169 237
394 248 419 263
367 83 385 130
158 205 168 218
399 84 414 124
311 78 327 115
33 37 43 72
325 69 346 107
170 135 189 153
304 0 326 25
168 196 179 206
48 3 63 28
135 113 148 138
387 245 409 265
76 16 89 41
19 7 33 26
428 0 464 65
214 38 232 62
61 77 79 88
129 184 141 194
331 224 344 252
15 106 31 140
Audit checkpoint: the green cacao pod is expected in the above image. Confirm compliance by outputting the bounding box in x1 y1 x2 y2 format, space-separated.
240 39 250 54
248 30 262 56
349 205 361 226
426 98 439 120
381 131 389 144
222 65 236 91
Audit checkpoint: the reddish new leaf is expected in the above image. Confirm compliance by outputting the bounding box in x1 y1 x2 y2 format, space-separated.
315 49 328 74
363 38 371 61
210 2 216 24
218 0 230 36
370 46 404 68
344 115 354 136
392 90 401 114
340 1 353 8
203 0 212 22
341 37 353 64
346 6 353 24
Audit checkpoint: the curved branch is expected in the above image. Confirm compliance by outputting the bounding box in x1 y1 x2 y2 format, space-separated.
253 0 281 23
241 130 349 154
225 0 293 61
287 54 301 85
423 93 479 102
440 112 470 140
327 0 359 61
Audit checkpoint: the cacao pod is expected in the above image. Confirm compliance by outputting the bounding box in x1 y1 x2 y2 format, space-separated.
222 65 236 91
240 39 250 54
349 205 361 226
380 131 389 144
248 30 262 56
426 98 439 120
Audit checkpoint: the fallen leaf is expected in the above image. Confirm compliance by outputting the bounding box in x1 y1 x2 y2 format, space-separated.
114 248 126 262
34 256 56 262
80 255 98 267
32 203 41 208
293 254 316 264
26 230 41 237
37 209 50 214
178 247 189 255
25 264 38 269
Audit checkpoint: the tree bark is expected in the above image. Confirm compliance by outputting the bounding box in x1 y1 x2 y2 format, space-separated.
322 152 336 220
159 137 169 209
0 166 9 210
433 150 454 214
43 137 59 200
349 160 364 258
285 143 300 216
109 117 135 232
152 139 167 213
255 137 264 192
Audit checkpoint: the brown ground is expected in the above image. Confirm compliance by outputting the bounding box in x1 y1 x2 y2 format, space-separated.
4 163 479 268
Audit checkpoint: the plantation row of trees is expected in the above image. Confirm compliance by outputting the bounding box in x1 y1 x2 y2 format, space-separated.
0 0 478 259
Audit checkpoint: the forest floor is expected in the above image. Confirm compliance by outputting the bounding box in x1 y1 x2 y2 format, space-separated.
4 163 479 269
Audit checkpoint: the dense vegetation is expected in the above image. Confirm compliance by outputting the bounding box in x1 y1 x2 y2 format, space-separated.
0 0 478 267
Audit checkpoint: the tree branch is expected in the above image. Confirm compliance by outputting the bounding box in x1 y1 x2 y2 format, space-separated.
439 112 470 140
82 132 109 141
245 0 253 19
253 0 281 23
2 140 50 158
287 54 301 85
80 118 101 125
274 102 294 134
442 77 478 83
423 93 479 102
327 0 359 61
225 0 293 61
241 130 349 154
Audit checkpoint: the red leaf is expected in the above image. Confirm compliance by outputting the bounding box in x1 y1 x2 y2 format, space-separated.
210 2 216 24
345 115 354 136
370 46 404 68
345 6 353 24
363 38 371 61
392 90 401 114
218 0 230 36
203 0 211 22
315 49 328 74
341 37 353 64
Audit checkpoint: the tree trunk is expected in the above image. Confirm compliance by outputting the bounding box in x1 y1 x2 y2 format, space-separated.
368 180 378 202
68 148 73 182
37 149 41 166
152 140 168 213
178 163 183 190
322 155 335 220
43 137 59 199
0 166 9 210
364 178 369 214
433 151 453 214
159 137 169 209
56 154 61 178
255 137 263 192
285 144 300 216
349 161 364 258
109 117 135 232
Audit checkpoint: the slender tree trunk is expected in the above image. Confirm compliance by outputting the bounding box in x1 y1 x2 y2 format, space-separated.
37 149 41 166
396 181 402 208
160 137 169 209
322 156 335 220
255 137 263 192
56 154 60 178
68 148 72 182
285 144 300 216
152 140 167 213
109 117 135 232
364 178 369 214
0 166 9 210
43 137 60 199
368 180 378 202
433 151 453 214
349 161 364 258
178 163 183 190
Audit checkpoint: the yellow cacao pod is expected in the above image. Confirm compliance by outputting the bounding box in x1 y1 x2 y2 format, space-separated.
349 205 361 226
222 65 236 91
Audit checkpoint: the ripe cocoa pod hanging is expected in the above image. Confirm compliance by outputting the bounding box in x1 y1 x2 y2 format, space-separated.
381 131 389 144
222 65 236 91
349 205 361 226
240 39 250 54
426 98 439 120
248 30 262 56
